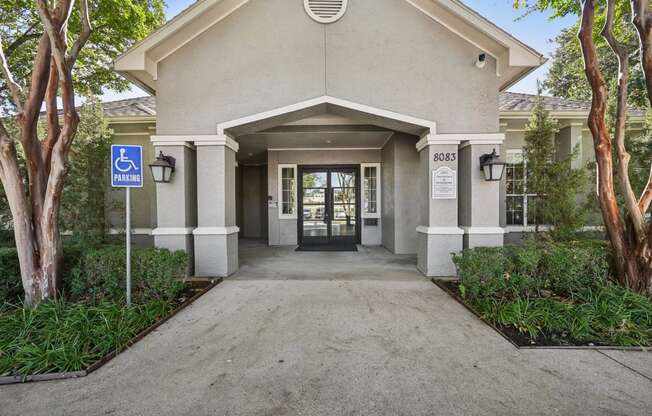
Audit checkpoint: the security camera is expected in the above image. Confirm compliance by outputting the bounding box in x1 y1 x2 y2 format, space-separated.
476 53 487 69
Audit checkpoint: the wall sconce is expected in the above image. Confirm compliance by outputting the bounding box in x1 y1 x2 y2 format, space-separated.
479 149 506 181
149 151 176 183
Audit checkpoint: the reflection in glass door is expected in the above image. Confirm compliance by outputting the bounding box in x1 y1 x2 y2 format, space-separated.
299 166 359 246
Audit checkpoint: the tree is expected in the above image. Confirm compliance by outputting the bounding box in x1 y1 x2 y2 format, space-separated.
0 0 164 112
545 22 649 108
515 0 652 294
60 96 113 245
0 0 161 306
523 91 588 239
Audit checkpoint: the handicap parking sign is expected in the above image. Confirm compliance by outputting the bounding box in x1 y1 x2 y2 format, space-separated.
111 145 143 188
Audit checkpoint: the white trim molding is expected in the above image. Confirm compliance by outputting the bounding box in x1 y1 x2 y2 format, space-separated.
278 164 298 220
151 227 196 236
151 141 196 150
461 226 505 235
192 226 240 235
151 134 239 152
416 133 505 152
416 226 465 235
361 163 382 219
217 95 437 136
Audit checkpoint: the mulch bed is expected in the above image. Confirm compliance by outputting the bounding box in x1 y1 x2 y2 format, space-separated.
0 278 222 385
433 279 650 351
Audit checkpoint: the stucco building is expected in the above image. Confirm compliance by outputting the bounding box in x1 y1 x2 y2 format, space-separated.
108 0 645 277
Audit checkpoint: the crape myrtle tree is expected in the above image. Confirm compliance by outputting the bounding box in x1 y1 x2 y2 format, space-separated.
0 0 164 306
515 0 652 294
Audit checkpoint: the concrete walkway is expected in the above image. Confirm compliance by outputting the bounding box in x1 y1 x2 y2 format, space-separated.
1 243 650 415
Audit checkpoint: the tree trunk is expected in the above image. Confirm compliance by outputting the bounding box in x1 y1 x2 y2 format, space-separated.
578 0 652 294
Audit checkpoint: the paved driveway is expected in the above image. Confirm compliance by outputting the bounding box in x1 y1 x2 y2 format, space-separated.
1 245 650 415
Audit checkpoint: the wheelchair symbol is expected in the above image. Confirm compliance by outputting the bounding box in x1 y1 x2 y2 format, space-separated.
114 148 140 173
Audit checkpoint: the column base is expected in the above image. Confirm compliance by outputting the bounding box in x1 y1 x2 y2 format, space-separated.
462 227 505 249
416 226 463 277
193 227 239 277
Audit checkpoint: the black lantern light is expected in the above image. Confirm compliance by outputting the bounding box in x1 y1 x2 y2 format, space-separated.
149 151 176 183
479 149 506 181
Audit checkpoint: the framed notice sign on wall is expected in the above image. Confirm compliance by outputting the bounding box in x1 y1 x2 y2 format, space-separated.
432 167 456 199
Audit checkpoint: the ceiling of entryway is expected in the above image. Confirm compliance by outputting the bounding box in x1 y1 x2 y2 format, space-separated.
236 121 395 165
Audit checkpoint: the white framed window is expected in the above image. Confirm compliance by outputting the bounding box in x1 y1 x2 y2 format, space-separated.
361 163 381 219
505 150 542 227
278 164 297 219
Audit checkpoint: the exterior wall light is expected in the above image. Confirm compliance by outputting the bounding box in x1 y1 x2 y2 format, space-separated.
149 151 176 183
479 149 506 181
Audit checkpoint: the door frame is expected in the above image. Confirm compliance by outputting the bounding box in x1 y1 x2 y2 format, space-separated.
297 164 361 246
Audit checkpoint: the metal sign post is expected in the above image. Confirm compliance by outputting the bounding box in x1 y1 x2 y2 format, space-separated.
111 145 143 306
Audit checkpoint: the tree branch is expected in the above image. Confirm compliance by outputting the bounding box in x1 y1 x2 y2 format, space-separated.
579 0 631 285
67 0 91 67
0 36 24 112
5 23 41 58
602 0 646 239
640 166 652 213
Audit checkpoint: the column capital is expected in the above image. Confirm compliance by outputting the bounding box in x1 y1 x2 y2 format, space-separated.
151 134 239 152
416 133 504 152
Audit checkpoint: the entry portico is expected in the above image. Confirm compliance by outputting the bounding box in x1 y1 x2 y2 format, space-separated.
115 0 544 278
151 95 505 277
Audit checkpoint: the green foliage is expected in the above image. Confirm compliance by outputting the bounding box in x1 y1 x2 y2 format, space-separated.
453 241 652 346
59 97 114 246
524 92 588 239
69 247 188 304
0 299 174 376
0 0 165 111
544 22 648 108
0 246 86 307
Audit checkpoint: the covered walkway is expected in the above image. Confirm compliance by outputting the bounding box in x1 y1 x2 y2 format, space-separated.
234 239 422 281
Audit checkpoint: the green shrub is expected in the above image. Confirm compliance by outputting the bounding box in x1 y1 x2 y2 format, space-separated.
69 247 188 304
0 246 87 306
0 299 174 376
0 248 22 306
452 240 652 346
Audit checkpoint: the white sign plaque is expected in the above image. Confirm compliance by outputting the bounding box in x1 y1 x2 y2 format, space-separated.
432 167 456 199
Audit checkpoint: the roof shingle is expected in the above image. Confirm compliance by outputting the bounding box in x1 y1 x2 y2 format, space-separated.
100 93 645 119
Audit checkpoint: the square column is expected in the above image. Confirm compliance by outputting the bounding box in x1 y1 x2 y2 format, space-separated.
458 139 505 248
415 137 463 277
150 141 197 272
193 136 240 277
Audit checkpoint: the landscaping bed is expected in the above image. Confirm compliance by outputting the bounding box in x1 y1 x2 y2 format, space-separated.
0 246 219 384
444 240 652 349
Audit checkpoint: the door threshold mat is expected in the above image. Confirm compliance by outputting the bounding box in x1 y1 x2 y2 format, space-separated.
296 244 358 252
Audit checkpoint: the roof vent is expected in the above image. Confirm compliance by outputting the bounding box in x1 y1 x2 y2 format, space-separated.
304 0 348 24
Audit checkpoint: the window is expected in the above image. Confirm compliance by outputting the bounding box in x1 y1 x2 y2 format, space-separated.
505 150 542 227
278 164 297 219
362 163 381 218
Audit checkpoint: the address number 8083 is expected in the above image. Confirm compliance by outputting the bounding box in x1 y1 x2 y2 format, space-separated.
433 152 456 162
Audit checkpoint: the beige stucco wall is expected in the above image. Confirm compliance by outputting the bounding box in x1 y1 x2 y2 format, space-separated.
155 0 502 136
381 134 420 254
107 122 157 245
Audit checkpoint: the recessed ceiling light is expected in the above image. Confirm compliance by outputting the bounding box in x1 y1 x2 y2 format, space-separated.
248 153 253 156
326 140 332 144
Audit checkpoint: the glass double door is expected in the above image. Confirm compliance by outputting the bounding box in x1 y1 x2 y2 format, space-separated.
299 166 360 245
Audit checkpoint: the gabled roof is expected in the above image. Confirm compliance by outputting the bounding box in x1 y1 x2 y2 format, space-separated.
101 93 647 120
500 92 646 118
114 0 544 93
